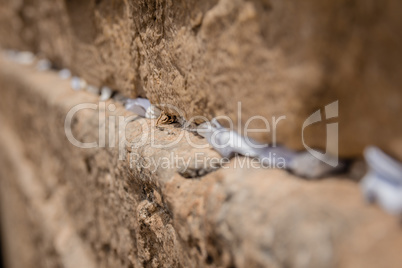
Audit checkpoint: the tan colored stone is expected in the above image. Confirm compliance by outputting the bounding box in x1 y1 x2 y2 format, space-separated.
0 57 402 267
1 0 401 159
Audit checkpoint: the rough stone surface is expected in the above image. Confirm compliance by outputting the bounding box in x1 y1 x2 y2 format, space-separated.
0 0 401 160
1 57 402 268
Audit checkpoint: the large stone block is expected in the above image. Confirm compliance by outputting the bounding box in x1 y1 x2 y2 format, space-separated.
1 0 401 159
0 56 402 268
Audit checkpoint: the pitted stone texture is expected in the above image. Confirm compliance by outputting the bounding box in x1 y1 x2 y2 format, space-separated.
1 58 402 268
0 0 401 159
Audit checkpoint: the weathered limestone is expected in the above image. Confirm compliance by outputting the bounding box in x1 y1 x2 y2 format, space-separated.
0 0 401 160
0 57 401 268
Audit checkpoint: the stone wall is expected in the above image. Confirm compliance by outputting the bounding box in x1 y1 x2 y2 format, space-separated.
0 55 402 268
0 1 402 267
0 0 401 159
